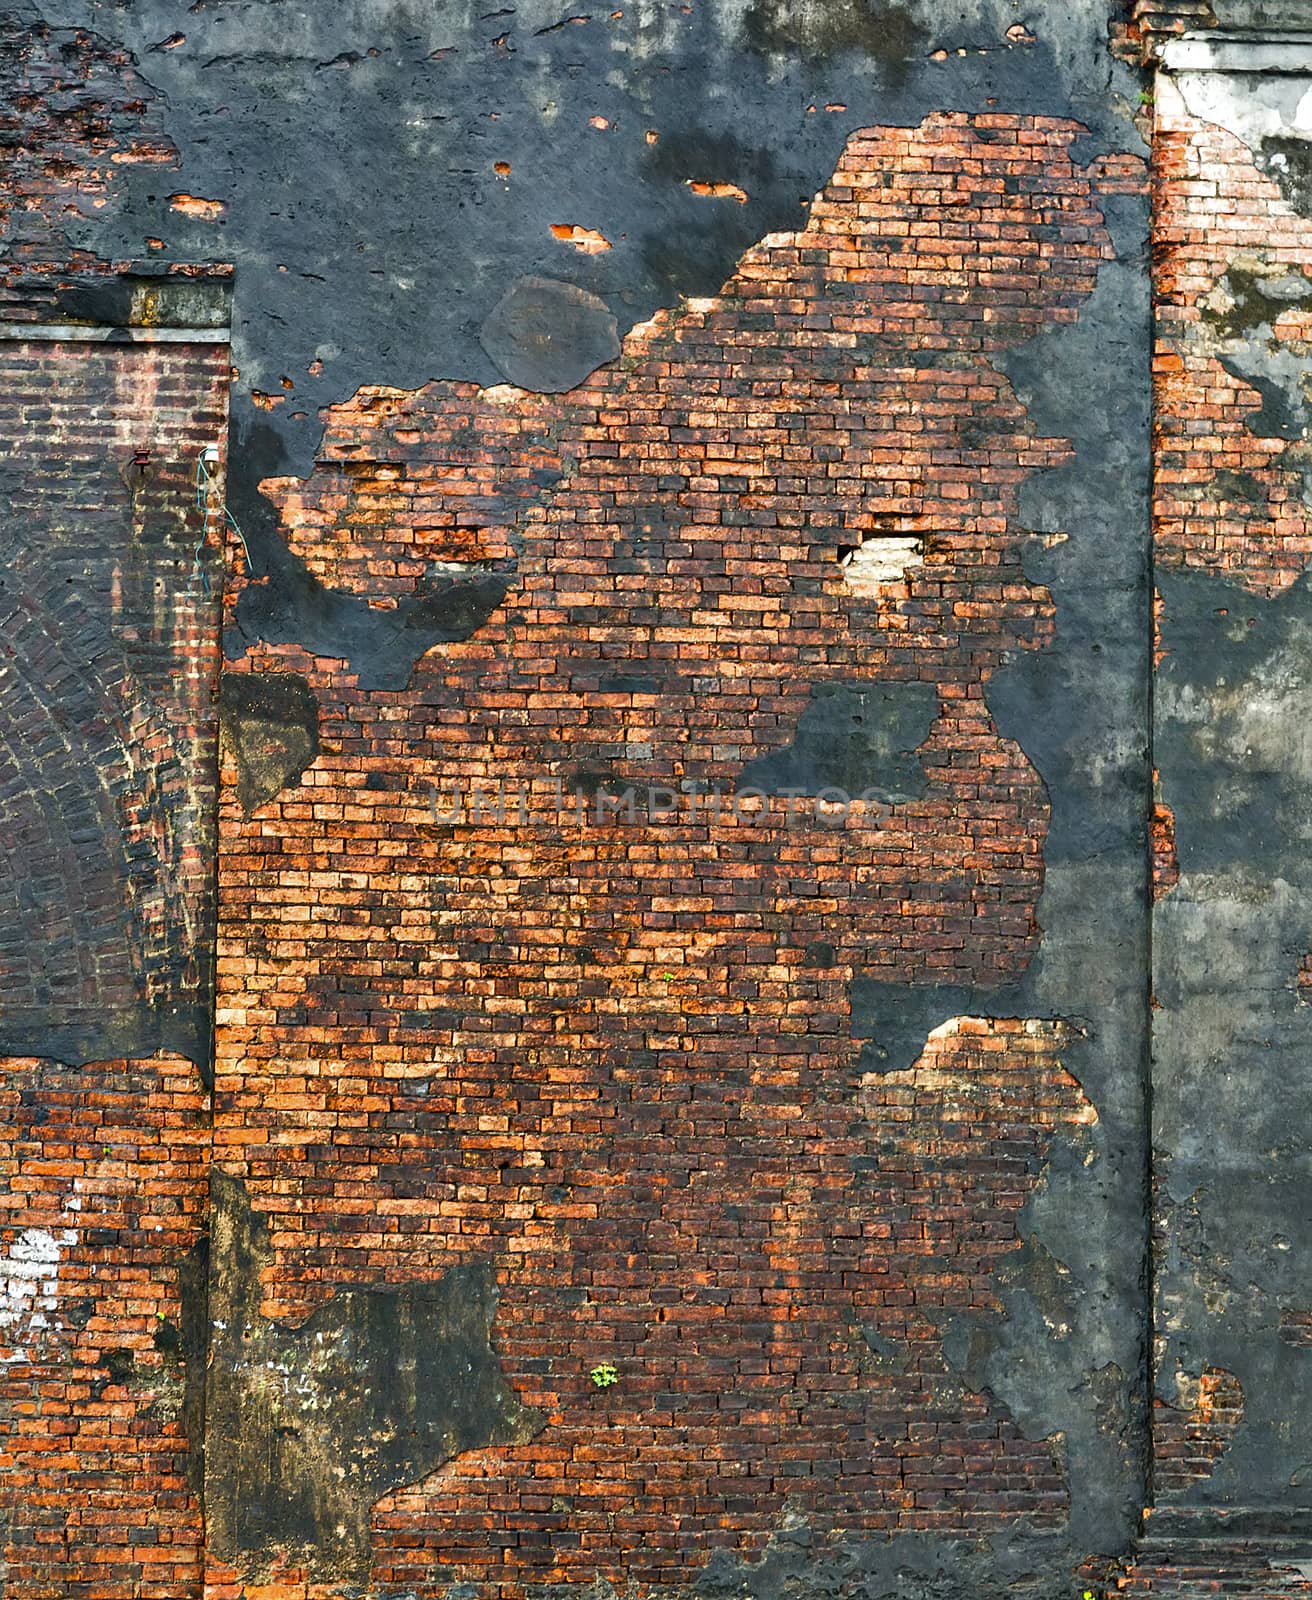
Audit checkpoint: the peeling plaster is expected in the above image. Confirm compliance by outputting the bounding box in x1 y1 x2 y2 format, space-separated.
1154 565 1312 1508
219 670 321 815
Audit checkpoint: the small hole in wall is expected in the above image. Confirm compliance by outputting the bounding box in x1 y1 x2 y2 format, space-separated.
550 222 612 253
837 531 924 595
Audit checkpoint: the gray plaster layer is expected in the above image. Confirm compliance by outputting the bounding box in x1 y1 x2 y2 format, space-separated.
1151 49 1312 1518
740 680 938 803
974 216 1152 1551
1211 1 1312 32
480 274 620 391
849 186 1154 1572
203 1172 544 1583
1154 567 1312 1509
219 669 320 814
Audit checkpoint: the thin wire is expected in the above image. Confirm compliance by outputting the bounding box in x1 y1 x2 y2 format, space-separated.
193 458 211 594
194 454 252 596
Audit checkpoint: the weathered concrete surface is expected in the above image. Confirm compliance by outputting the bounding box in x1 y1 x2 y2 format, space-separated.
220 670 320 815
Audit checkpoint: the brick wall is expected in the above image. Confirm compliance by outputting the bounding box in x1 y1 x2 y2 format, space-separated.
1137 42 1312 1600
375 1017 1094 1591
31 2 1312 1591
0 324 227 1594
209 114 1132 1594
1152 108 1312 597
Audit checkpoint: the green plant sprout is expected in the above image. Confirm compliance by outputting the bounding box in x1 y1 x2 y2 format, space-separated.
590 1362 619 1389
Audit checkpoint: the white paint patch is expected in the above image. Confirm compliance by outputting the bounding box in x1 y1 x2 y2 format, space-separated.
0 1228 76 1355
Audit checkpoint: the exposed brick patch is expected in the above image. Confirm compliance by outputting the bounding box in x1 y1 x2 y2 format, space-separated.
0 1053 208 1600
1087 152 1154 195
1128 0 1218 58
1152 1367 1245 1499
1279 1309 1312 1347
1151 798 1180 901
1153 586 1168 668
257 382 556 598
1118 1550 1312 1597
1153 112 1312 596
